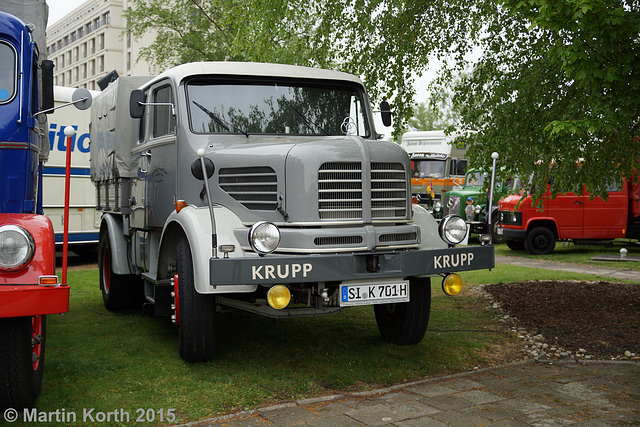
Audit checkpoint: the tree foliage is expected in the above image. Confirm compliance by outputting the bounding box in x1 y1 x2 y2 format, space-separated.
407 97 459 132
124 0 486 140
451 0 640 198
125 0 639 195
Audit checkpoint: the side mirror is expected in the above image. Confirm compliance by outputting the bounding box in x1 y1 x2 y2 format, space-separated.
380 101 392 127
130 89 146 118
41 60 54 112
72 88 92 110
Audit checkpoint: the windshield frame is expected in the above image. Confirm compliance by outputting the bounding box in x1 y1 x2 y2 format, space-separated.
184 76 372 138
0 40 18 105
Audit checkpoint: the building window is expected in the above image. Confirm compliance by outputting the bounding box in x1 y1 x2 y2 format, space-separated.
89 39 95 54
98 34 104 51
98 56 104 72
103 12 110 25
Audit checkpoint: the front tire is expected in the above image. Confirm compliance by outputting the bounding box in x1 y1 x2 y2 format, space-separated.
0 316 46 410
491 213 505 244
525 226 556 255
505 239 525 251
176 236 217 363
374 277 431 345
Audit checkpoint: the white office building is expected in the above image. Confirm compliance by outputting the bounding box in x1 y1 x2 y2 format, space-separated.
46 0 157 90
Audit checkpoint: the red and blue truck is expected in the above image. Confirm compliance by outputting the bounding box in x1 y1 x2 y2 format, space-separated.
0 6 91 410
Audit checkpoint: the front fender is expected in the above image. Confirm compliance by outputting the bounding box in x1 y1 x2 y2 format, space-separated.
158 205 257 294
0 213 56 284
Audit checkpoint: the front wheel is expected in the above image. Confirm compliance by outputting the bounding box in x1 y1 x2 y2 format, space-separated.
0 316 46 410
374 277 431 345
505 239 525 251
525 226 556 255
491 214 505 244
176 236 217 363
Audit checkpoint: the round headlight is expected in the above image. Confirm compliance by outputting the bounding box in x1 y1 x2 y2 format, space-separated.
0 225 35 271
434 202 442 212
248 221 281 254
439 215 468 245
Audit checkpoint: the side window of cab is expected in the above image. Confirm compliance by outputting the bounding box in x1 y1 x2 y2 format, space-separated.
151 84 176 138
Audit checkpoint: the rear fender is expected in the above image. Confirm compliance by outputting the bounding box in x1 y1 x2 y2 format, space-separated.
100 213 131 275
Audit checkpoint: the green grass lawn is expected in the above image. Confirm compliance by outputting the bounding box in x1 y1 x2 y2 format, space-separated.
22 260 629 426
494 239 640 270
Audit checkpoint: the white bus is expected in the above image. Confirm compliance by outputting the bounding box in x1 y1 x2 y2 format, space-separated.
43 86 100 256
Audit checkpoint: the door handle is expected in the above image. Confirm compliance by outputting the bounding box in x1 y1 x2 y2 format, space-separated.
140 150 151 174
573 201 583 205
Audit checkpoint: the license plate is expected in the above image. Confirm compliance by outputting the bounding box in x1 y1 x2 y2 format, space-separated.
339 280 410 307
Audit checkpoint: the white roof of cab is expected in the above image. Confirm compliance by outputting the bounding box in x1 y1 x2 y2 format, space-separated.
145 61 365 87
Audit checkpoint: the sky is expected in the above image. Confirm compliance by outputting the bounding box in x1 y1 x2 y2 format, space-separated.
46 0 85 26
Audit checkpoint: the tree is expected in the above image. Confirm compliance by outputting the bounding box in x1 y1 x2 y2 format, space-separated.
450 0 640 198
123 0 487 140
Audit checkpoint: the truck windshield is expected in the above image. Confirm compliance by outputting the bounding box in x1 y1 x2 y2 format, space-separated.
411 159 446 178
465 171 487 188
186 79 370 137
0 41 17 104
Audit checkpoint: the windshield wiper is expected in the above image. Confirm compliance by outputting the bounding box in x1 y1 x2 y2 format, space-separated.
193 101 249 138
282 100 331 136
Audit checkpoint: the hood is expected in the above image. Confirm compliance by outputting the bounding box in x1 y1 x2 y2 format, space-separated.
205 136 411 224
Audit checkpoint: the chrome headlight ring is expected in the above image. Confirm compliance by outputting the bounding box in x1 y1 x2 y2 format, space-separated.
439 215 468 245
0 225 35 271
248 221 281 254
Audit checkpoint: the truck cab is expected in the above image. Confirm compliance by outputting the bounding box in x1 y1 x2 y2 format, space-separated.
400 131 468 216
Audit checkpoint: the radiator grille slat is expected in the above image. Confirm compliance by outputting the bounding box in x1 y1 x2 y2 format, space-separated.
318 162 363 220
371 162 407 219
219 166 278 210
318 162 408 220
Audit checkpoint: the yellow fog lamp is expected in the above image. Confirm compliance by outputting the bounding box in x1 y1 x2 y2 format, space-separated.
442 274 463 296
267 285 291 309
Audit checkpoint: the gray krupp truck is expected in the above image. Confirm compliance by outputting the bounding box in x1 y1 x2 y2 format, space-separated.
90 62 495 362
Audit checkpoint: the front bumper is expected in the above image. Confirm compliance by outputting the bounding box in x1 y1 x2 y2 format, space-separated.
210 245 495 286
500 228 526 240
0 284 70 317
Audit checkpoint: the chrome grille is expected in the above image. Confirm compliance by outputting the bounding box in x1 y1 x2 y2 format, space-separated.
318 162 363 220
371 162 408 219
219 166 277 210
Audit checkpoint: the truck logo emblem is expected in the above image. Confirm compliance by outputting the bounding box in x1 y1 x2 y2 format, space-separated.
252 263 313 280
434 253 474 269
